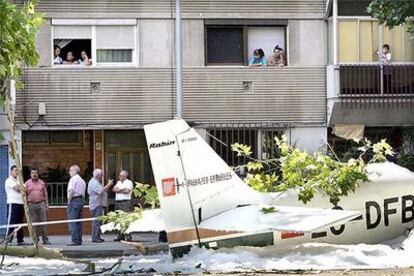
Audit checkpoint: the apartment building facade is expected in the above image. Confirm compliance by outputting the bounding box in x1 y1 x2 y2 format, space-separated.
0 0 412 233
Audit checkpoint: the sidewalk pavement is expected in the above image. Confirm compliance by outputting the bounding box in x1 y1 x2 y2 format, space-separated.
7 233 166 258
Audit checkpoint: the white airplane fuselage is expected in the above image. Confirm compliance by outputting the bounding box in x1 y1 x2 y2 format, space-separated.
143 119 414 257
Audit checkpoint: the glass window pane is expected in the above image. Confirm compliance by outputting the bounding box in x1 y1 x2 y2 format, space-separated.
206 27 243 64
359 21 378 62
338 0 371 16
97 49 132 63
133 153 142 182
51 131 81 144
107 153 117 181
122 154 130 173
23 131 50 144
339 20 358 62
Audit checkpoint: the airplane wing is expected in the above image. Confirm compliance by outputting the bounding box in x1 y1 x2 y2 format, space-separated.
199 205 360 233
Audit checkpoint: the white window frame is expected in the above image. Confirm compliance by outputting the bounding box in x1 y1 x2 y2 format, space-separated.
51 19 138 68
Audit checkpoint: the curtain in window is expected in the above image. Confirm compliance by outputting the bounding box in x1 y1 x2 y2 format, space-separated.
97 49 132 63
339 20 358 62
359 21 378 62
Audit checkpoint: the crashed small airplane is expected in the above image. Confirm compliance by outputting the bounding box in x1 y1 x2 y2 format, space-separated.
136 119 414 257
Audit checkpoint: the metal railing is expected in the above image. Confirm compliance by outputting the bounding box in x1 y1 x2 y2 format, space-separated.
339 64 414 103
47 182 89 206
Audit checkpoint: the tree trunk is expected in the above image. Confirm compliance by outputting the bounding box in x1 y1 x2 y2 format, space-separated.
0 245 62 259
4 78 40 253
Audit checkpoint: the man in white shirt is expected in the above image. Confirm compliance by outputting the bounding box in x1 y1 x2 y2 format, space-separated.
66 164 86 246
5 165 27 245
112 170 133 241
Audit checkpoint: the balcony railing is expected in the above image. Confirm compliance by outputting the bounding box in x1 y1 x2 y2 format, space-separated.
339 64 414 103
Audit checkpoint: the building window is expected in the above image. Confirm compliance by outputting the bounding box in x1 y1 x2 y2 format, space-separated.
206 26 244 65
53 39 92 66
23 131 84 147
97 49 133 63
95 25 135 64
206 24 286 66
52 21 136 67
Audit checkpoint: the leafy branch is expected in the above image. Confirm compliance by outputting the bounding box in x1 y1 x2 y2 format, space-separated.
233 135 394 206
99 207 142 233
100 183 159 234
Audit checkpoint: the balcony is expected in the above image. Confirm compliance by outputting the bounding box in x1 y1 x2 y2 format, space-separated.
327 64 414 126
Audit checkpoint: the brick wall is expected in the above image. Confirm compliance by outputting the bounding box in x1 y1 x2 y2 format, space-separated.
22 130 93 178
46 207 92 235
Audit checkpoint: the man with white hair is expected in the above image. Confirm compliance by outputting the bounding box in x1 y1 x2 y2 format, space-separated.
66 164 86 246
87 168 113 243
113 170 133 241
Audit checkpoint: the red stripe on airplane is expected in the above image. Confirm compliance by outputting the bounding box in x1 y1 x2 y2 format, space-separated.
281 232 304 239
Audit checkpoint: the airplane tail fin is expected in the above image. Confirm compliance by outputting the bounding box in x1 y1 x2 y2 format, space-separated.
144 119 267 234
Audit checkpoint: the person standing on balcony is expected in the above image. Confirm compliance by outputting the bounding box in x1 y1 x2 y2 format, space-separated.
376 44 392 93
376 44 392 64
87 168 113 243
66 164 86 246
249 49 267 67
25 167 51 245
113 170 133 241
5 165 27 246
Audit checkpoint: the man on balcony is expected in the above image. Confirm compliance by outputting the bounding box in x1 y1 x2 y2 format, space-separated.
113 170 133 241
25 167 51 245
87 168 113 243
66 164 86 246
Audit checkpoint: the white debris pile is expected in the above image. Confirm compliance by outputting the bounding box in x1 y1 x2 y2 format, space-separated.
92 231 414 274
3 231 414 275
0 257 85 275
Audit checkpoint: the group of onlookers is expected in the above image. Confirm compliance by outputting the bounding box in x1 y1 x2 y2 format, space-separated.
249 45 286 67
53 45 92 66
4 165 134 246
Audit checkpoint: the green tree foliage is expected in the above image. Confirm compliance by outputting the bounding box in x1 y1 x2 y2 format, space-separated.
133 182 160 209
0 0 43 252
368 0 414 35
0 0 43 83
99 207 142 233
100 183 159 233
237 136 394 206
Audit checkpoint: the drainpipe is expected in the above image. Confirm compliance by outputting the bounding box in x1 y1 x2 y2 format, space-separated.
332 0 338 65
175 0 183 118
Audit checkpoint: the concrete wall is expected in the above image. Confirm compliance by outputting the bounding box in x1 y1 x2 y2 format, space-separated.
182 20 205 67
36 20 52 67
289 127 327 153
288 20 326 66
139 20 173 67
